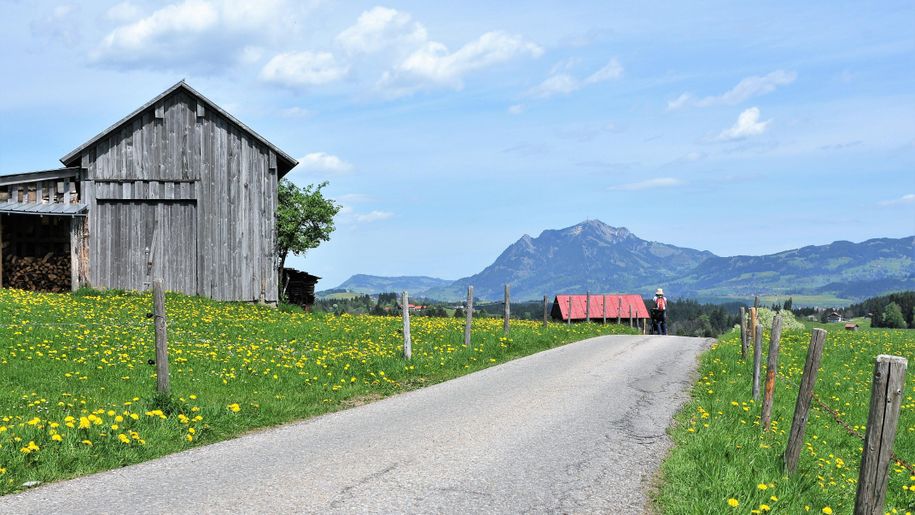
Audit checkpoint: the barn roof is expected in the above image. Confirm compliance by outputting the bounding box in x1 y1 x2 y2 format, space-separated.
59 80 298 175
554 294 650 321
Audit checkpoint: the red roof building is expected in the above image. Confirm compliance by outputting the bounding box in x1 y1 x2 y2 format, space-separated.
551 294 650 322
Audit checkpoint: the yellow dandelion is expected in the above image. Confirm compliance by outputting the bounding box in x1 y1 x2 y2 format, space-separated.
727 498 739 508
822 508 833 515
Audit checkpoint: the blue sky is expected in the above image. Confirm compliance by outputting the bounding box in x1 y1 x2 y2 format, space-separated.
1 0 913 288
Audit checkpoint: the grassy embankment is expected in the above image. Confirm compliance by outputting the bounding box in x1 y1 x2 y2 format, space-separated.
657 323 914 513
0 288 636 495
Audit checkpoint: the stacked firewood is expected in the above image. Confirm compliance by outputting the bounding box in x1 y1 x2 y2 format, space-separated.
3 252 71 292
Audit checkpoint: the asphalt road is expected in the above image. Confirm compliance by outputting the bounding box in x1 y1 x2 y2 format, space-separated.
0 334 710 514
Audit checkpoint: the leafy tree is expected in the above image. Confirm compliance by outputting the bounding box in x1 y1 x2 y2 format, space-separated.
276 180 340 274
782 297 793 312
454 307 465 318
882 302 907 329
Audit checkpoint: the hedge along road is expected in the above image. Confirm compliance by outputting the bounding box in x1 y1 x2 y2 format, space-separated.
0 334 710 514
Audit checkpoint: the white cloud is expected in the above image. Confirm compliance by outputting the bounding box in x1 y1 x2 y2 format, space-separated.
260 52 349 87
529 58 622 99
584 58 623 84
717 107 770 141
508 104 525 115
336 6 427 54
529 74 579 98
666 93 692 111
91 0 292 70
30 4 81 45
379 30 542 96
293 152 354 174
878 193 915 207
354 210 394 223
105 1 142 22
669 70 796 110
609 178 682 191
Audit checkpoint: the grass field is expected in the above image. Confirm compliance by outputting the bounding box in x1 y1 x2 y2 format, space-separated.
0 288 634 495
656 325 915 513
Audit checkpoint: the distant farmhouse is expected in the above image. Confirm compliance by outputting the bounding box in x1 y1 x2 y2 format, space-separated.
826 311 844 323
0 81 297 302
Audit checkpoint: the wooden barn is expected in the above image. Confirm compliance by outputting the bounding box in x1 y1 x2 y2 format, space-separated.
551 294 650 323
0 81 297 302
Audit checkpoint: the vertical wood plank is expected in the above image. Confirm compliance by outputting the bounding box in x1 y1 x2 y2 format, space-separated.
153 279 170 395
783 328 828 473
585 291 591 323
543 295 549 328
602 294 607 324
760 315 783 431
752 318 763 400
740 306 747 358
503 284 510 335
855 355 907 515
402 291 411 360
464 286 473 346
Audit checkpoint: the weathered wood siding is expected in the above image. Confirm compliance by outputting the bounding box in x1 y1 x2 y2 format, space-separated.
81 90 278 301
92 201 197 294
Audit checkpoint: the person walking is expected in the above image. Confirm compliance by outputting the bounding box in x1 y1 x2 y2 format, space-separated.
655 288 668 335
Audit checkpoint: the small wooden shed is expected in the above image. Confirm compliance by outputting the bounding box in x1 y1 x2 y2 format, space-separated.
0 81 297 302
282 268 320 310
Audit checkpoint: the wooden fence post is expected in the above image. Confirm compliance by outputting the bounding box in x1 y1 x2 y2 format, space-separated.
617 297 622 325
760 315 782 431
585 292 591 323
739 306 747 358
783 328 827 473
602 294 607 324
503 284 510 335
542 295 548 328
854 355 908 515
752 319 763 400
402 291 412 360
568 295 572 325
464 286 473 347
628 305 633 328
152 279 170 396
750 307 758 343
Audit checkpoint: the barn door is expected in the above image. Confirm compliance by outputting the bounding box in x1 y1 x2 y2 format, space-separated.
149 201 197 295
93 200 197 294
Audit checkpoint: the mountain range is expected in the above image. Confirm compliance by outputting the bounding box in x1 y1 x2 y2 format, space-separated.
324 220 914 304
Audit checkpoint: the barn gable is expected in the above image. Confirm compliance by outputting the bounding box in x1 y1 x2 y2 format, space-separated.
1 81 297 303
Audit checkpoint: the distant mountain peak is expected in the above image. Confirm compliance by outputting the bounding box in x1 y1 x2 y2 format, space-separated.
560 219 633 242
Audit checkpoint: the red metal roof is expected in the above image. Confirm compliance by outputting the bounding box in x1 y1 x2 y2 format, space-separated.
554 294 650 321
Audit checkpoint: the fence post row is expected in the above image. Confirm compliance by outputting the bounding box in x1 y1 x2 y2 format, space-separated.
542 295 548 328
854 355 908 515
152 279 170 396
760 315 782 431
503 284 510 335
402 291 412 360
752 320 763 400
783 328 827 473
464 286 473 347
